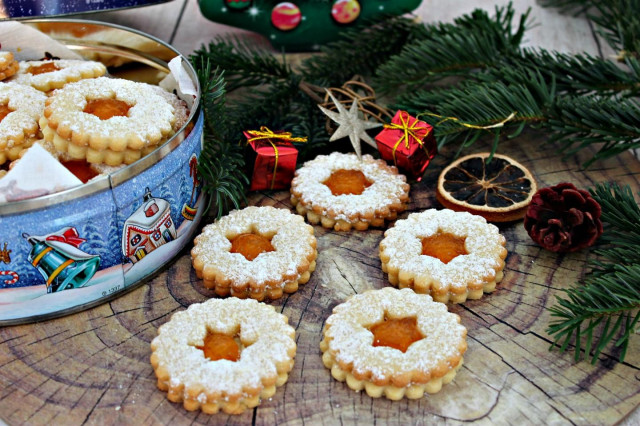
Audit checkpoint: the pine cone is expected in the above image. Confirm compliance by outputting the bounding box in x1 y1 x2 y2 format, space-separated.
524 183 603 252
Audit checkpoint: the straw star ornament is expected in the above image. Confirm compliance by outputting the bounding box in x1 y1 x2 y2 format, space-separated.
318 91 382 159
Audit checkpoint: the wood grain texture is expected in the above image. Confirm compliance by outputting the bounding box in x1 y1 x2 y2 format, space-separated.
1 134 639 425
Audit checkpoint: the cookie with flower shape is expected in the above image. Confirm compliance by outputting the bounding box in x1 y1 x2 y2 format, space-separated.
379 209 507 304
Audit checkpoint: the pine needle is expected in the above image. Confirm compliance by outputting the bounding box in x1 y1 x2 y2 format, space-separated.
374 4 530 92
191 56 248 218
547 183 640 363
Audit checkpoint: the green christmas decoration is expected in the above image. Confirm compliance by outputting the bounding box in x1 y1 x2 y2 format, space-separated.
198 0 423 51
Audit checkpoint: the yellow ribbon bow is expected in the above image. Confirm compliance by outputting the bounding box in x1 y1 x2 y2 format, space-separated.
383 111 431 166
246 127 308 190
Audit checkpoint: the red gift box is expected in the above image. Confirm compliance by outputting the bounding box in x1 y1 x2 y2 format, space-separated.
375 110 437 181
243 127 306 191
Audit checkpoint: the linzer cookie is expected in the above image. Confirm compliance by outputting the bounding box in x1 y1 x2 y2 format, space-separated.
290 152 410 231
151 298 296 414
320 287 467 400
11 59 106 91
40 77 180 166
152 85 190 132
191 206 317 300
379 209 507 304
0 52 19 81
0 82 47 164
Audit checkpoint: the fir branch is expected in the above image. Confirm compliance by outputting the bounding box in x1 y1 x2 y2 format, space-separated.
547 183 640 363
395 64 640 167
489 50 640 96
394 72 553 152
199 136 248 218
374 4 530 91
192 37 292 91
547 96 640 166
224 76 303 142
193 56 226 136
590 182 640 251
590 0 640 59
301 17 424 86
192 57 248 218
284 95 331 161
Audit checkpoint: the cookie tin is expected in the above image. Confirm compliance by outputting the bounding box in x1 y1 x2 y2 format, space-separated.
0 20 205 325
0 0 172 19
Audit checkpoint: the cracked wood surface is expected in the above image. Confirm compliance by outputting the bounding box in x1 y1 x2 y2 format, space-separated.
0 136 639 425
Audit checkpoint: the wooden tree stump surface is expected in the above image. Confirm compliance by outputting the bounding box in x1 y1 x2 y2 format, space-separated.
1 134 639 425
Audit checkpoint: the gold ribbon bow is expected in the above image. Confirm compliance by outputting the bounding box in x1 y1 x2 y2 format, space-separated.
383 111 431 166
246 126 308 190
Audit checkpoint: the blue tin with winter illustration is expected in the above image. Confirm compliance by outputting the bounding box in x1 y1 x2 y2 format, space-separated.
0 20 205 325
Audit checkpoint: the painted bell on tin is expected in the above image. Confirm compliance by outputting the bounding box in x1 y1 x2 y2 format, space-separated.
24 227 100 293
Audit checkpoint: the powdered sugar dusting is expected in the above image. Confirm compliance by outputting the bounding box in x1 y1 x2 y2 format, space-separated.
151 85 189 132
46 77 176 148
381 209 506 289
152 298 295 395
192 206 316 286
291 152 408 221
12 59 106 90
325 288 466 381
0 82 46 149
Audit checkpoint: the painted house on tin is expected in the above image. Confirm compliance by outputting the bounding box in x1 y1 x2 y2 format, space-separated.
122 188 177 264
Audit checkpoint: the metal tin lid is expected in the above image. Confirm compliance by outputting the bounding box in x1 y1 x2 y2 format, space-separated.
0 0 173 19
0 19 201 215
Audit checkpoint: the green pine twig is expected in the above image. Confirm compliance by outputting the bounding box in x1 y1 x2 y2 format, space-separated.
192 36 292 91
191 56 248 218
488 50 640 96
547 96 640 166
394 71 553 156
374 4 530 92
302 17 424 86
547 182 640 363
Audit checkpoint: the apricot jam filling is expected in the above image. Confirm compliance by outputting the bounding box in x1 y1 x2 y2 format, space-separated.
83 98 131 120
323 169 372 195
60 160 99 184
0 104 14 122
421 233 468 264
196 330 241 362
369 316 424 353
229 233 275 261
27 62 60 75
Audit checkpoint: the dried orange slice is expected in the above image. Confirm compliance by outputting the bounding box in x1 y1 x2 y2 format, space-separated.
437 152 536 222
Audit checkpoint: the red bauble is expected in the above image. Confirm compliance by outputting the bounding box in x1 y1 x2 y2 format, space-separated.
331 0 361 24
524 182 603 252
271 2 302 31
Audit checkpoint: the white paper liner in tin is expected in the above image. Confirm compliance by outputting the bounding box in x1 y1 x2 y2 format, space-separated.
0 22 196 202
